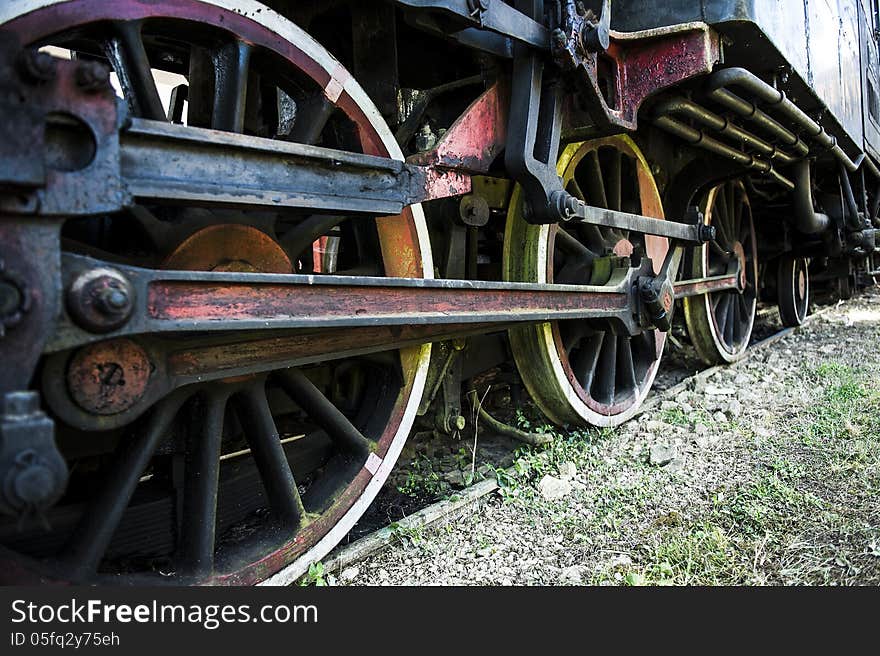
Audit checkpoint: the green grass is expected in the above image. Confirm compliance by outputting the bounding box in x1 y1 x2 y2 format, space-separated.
596 359 880 585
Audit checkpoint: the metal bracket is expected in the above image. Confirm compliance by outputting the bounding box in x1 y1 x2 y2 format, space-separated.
0 391 67 522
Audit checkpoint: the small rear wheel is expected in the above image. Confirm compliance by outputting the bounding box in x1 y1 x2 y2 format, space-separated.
778 255 810 327
683 180 758 364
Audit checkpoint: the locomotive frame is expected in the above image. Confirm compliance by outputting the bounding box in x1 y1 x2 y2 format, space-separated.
0 0 877 585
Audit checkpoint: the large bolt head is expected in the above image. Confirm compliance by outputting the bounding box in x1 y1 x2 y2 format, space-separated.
75 60 110 93
67 339 151 415
67 268 135 333
12 461 55 507
16 49 56 83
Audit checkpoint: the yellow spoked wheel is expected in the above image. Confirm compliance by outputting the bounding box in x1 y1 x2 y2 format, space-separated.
503 136 668 427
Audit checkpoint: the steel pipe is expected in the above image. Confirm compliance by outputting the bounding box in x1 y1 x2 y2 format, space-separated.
653 96 799 165
652 114 794 189
707 67 880 179
791 159 830 234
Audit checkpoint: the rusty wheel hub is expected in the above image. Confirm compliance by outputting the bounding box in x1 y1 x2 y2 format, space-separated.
163 224 292 274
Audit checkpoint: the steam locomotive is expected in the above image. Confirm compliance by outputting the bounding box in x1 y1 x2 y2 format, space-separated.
0 0 876 584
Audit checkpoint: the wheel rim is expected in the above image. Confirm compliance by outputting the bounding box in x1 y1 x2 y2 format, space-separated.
1 0 432 585
503 136 667 427
683 180 758 364
779 256 810 326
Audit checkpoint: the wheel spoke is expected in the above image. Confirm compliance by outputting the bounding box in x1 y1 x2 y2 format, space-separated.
726 183 737 236
593 333 618 404
710 240 730 260
212 40 252 132
179 391 227 576
713 193 733 248
731 294 743 345
617 336 638 395
236 384 305 525
607 148 622 212
275 368 371 458
562 322 591 353
556 228 597 259
715 294 731 335
723 294 736 346
288 93 335 145
65 393 185 577
584 150 609 208
733 186 744 238
105 21 166 121
566 177 586 201
281 215 347 261
574 332 604 389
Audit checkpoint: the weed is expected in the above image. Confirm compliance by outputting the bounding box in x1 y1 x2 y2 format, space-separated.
299 561 327 586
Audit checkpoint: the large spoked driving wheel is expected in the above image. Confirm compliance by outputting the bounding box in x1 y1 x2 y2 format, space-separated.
1 0 431 585
683 180 758 364
503 136 668 427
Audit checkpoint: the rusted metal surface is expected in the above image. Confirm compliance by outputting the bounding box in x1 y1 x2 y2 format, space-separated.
146 276 632 327
569 23 721 132
121 118 465 213
409 82 508 174
0 0 437 588
66 267 135 333
0 220 61 394
67 339 151 415
163 224 292 273
0 37 125 217
674 273 741 299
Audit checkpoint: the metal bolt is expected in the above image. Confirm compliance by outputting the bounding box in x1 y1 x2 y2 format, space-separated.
2 391 39 418
67 268 135 333
552 28 567 49
98 286 130 314
75 60 110 93
16 49 56 84
0 280 22 317
699 225 717 243
11 451 55 506
0 260 29 336
415 123 437 152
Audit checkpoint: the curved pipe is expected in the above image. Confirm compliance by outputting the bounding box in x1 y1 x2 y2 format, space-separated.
652 114 794 189
708 68 880 179
839 161 863 231
653 96 798 165
792 159 830 234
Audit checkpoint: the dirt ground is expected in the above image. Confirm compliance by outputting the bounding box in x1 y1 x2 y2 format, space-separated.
328 288 880 586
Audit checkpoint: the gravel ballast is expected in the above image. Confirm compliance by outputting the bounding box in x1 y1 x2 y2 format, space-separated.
328 291 880 586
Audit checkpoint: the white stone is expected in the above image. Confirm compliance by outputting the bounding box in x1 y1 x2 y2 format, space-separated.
537 475 573 501
559 565 590 585
705 384 736 396
649 444 677 466
558 461 578 480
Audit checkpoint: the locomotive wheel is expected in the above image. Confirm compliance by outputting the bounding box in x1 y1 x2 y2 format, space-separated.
1 0 431 585
683 180 758 364
503 136 668 427
778 255 810 327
